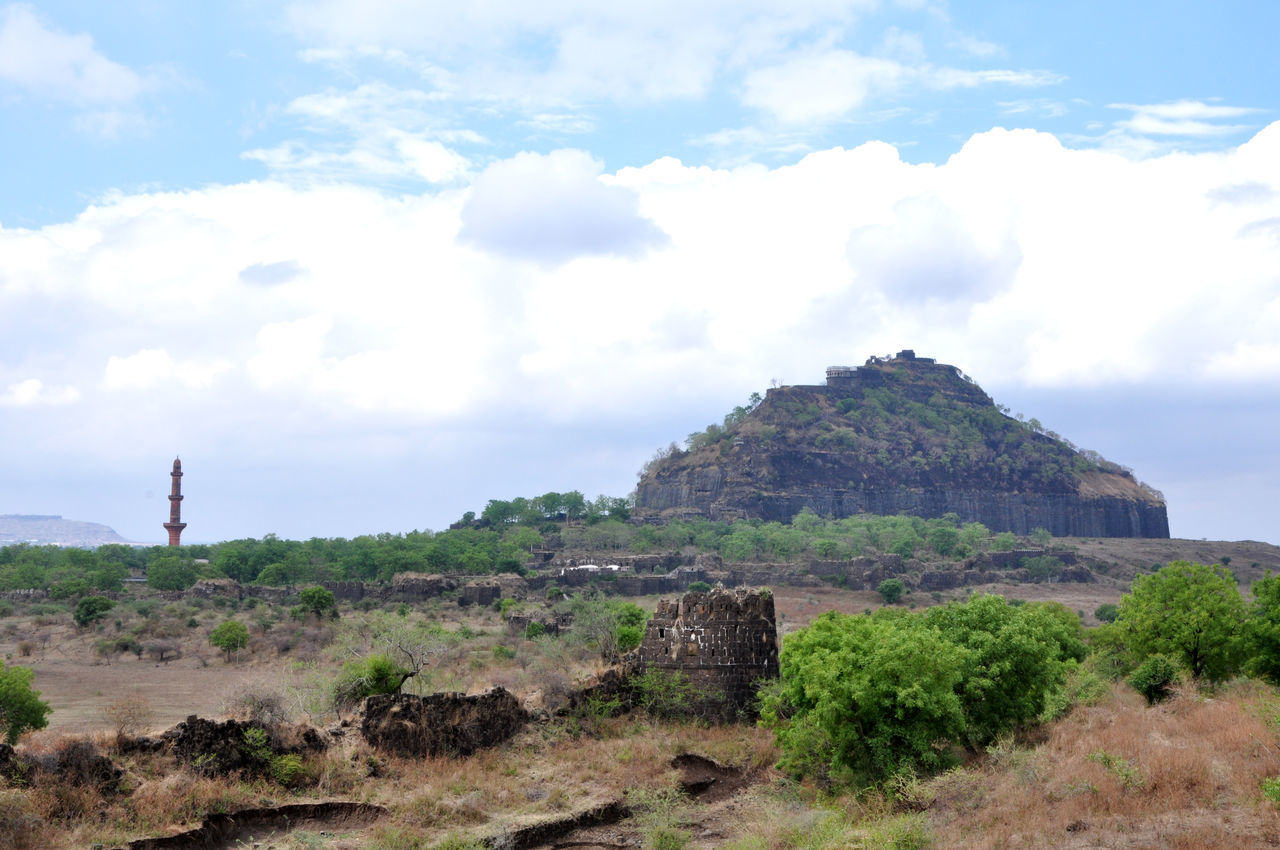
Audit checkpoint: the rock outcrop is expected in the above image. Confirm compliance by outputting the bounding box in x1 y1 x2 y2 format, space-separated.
635 352 1169 538
360 688 527 757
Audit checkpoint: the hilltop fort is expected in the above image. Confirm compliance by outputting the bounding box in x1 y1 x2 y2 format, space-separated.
634 351 1169 538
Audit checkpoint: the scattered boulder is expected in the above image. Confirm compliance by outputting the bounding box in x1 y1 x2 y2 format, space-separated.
361 688 527 757
164 716 327 776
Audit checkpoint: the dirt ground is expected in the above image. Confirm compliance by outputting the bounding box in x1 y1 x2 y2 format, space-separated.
23 654 301 733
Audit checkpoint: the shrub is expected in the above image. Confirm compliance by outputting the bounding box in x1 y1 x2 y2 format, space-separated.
634 669 699 721
877 578 905 604
210 619 250 661
1093 603 1119 623
332 653 410 713
524 621 546 640
270 753 305 787
686 581 712 593
72 596 114 628
1127 654 1180 705
103 692 154 740
0 664 51 744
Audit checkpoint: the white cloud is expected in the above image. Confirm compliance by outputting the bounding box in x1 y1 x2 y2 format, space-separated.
282 0 881 107
0 4 143 102
743 50 907 124
742 48 1061 124
3 122 1280 471
0 378 78 406
458 149 669 265
949 32 1004 58
0 4 168 137
104 349 232 391
1110 100 1261 138
243 83 472 183
846 194 1022 302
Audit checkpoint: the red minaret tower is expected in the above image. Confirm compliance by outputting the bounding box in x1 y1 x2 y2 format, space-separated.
164 457 187 546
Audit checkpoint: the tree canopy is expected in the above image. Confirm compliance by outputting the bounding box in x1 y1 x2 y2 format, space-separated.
0 664 51 744
762 595 1083 786
1113 561 1246 681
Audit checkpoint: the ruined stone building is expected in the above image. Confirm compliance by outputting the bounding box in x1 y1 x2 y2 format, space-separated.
638 588 779 721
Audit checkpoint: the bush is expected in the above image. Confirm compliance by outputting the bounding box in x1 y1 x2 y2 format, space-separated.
0 664 51 744
686 581 712 593
633 669 699 721
332 653 410 713
877 578 905 604
1093 603 1119 623
102 692 154 740
763 596 1084 786
1127 654 1180 705
73 596 114 628
210 619 250 660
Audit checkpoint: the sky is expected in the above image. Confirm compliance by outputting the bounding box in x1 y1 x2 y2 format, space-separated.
2 1 1279 546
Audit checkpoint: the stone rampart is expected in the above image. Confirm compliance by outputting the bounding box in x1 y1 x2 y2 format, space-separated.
638 588 779 722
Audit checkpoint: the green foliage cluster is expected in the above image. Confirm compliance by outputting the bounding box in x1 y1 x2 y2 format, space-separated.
761 594 1084 786
0 504 1034 593
632 669 699 721
73 595 114 628
1090 562 1280 701
656 367 1159 505
332 653 410 712
563 597 648 659
876 578 905 604
1110 561 1246 681
0 664 50 744
209 619 250 660
1127 654 1180 705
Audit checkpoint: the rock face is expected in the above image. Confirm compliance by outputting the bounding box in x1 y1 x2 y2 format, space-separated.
165 716 327 776
360 688 527 757
638 588 779 722
635 352 1169 538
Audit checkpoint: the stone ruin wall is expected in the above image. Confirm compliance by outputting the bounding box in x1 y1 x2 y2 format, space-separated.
638 588 779 722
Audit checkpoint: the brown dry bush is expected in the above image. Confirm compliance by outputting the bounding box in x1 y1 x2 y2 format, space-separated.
924 681 1280 849
221 679 291 726
125 772 258 835
103 693 155 742
0 789 43 849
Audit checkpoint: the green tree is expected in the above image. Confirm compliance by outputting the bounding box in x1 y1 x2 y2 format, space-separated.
0 663 51 744
1094 603 1119 623
922 596 1084 744
146 555 198 590
74 595 115 628
761 611 969 784
209 619 250 661
762 596 1084 786
298 586 337 618
876 578 905 604
1114 561 1246 682
1244 572 1280 683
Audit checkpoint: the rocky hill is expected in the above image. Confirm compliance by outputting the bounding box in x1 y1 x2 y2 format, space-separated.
0 514 132 547
634 351 1169 537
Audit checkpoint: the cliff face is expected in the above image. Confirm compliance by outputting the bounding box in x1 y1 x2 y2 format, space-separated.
634 353 1169 538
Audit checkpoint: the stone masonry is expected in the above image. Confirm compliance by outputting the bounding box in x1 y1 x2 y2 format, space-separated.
638 587 779 722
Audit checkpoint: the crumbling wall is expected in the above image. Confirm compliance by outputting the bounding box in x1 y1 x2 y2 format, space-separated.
638 588 779 722
360 688 527 757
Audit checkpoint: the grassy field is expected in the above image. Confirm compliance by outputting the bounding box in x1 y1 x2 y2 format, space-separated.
2 565 1279 849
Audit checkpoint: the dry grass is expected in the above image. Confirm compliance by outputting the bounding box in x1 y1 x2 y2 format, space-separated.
923 681 1280 849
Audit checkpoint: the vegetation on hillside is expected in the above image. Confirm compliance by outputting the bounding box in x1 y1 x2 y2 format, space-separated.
643 369 1164 500
0 506 1042 593
763 560 1280 796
